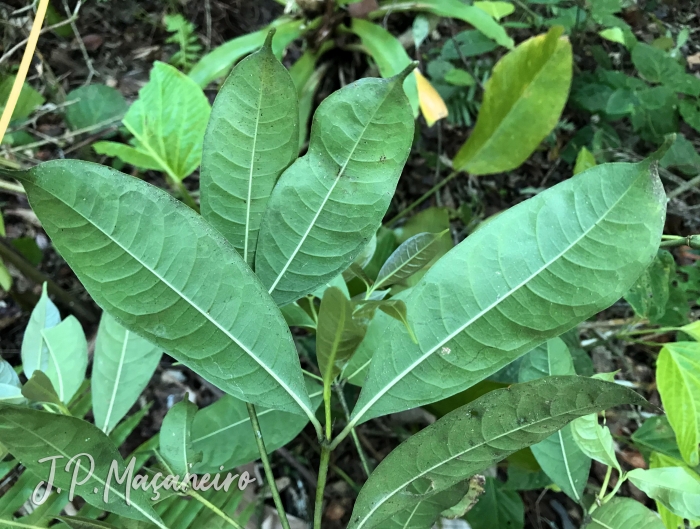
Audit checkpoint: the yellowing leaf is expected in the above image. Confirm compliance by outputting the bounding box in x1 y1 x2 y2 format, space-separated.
474 1 515 21
415 70 448 127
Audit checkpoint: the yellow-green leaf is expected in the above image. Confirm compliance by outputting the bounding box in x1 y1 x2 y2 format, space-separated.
474 1 515 21
574 146 597 175
453 26 572 175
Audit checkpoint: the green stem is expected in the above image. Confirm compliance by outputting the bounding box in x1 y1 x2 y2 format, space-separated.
246 402 292 529
188 489 245 529
602 472 627 504
385 170 459 227
172 179 199 213
0 178 24 194
598 466 613 501
314 445 331 529
324 381 332 441
659 235 699 249
334 383 372 478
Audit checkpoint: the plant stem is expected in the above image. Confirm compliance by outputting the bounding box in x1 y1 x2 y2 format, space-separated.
314 445 331 529
0 179 24 194
598 465 613 501
188 488 245 529
0 0 50 144
334 383 372 478
245 402 292 529
172 179 199 212
324 382 333 441
385 170 459 227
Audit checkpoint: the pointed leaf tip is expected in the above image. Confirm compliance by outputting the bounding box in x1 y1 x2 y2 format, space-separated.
649 133 677 162
264 28 276 49
395 61 419 83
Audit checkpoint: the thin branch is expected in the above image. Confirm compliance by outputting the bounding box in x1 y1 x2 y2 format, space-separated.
0 9 76 65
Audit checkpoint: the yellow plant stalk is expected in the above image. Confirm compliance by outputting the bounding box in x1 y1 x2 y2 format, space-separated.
415 69 448 127
0 0 51 145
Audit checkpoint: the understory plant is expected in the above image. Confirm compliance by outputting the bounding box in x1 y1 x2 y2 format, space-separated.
0 23 698 529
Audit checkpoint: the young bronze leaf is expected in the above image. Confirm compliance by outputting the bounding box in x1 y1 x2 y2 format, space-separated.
349 158 665 426
348 376 645 528
0 404 166 527
255 69 415 306
453 26 572 175
15 161 315 420
200 30 299 266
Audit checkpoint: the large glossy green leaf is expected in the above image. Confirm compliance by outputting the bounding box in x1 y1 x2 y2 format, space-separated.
0 404 165 527
465 477 524 529
348 158 665 426
317 287 366 384
92 312 162 435
628 467 700 520
191 381 323 473
518 338 591 502
200 32 299 266
21 283 61 379
585 498 665 529
349 19 419 115
453 27 572 175
348 376 645 529
0 358 24 404
160 398 201 477
254 70 415 306
121 62 211 181
42 316 88 404
189 19 305 88
15 160 315 419
657 341 700 467
374 231 446 290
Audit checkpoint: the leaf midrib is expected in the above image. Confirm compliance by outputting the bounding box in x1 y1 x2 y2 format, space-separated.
102 329 130 433
354 393 615 528
267 82 397 295
37 183 314 420
350 169 640 426
41 328 64 402
0 414 167 529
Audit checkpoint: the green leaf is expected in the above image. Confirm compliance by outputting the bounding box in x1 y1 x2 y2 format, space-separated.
16 160 315 418
599 27 627 46
57 516 120 529
160 397 201 477
574 146 597 175
465 477 524 529
122 62 211 181
474 1 516 20
65 85 127 130
0 358 24 405
571 413 620 471
679 99 700 133
505 466 551 491
21 283 61 379
632 415 686 462
585 497 666 529
625 250 675 323
280 302 316 329
413 0 514 49
517 338 591 502
317 287 366 384
374 231 447 290
444 68 475 86
42 316 88 404
254 71 415 306
349 20 420 116
657 341 700 466
453 27 572 175
200 33 299 266
660 133 700 176
189 19 305 88
649 452 699 529
92 141 161 171
349 158 665 425
191 381 323 473
632 43 694 90
0 404 165 527
0 76 45 121
517 338 575 382
628 467 700 520
440 30 498 61
21 370 63 407
348 376 645 528
92 312 162 435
